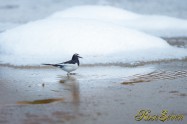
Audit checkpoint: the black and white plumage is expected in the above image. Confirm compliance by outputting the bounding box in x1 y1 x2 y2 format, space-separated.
43 53 82 75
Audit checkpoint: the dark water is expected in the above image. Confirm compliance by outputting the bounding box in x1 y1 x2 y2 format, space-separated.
0 0 186 23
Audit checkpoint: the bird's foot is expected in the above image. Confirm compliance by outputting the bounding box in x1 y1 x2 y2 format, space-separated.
70 73 76 75
67 73 76 75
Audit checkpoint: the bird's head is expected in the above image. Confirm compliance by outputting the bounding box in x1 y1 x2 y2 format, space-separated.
72 53 83 60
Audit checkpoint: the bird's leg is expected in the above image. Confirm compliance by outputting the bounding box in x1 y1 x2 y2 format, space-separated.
70 73 76 75
67 72 70 76
67 72 76 75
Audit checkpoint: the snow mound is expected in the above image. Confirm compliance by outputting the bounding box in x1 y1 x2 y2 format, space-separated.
0 6 187 65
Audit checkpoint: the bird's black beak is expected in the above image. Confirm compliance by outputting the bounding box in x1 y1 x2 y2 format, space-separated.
78 56 83 58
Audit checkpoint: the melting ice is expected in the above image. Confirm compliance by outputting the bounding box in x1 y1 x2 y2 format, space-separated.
0 5 187 66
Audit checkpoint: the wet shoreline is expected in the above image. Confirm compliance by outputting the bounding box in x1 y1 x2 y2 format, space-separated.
0 58 187 123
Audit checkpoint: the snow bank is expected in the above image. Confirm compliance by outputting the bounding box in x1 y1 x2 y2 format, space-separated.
50 6 187 37
0 6 187 65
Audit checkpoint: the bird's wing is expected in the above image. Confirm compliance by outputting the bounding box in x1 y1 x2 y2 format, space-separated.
60 60 76 64
42 59 76 67
42 63 62 67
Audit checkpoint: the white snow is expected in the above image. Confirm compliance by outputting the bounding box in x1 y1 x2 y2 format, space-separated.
50 6 187 37
0 5 187 66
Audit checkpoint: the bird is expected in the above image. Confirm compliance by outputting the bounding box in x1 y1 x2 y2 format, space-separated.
43 53 82 75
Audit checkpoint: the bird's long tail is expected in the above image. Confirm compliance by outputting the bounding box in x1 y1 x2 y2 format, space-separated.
42 64 61 67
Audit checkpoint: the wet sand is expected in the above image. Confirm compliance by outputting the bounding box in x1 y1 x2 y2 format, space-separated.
0 60 187 124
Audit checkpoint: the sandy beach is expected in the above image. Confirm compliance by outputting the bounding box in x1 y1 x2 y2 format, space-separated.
0 40 187 124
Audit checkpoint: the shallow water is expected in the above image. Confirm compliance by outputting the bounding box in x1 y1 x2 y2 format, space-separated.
0 60 187 124
122 70 187 85
0 60 187 105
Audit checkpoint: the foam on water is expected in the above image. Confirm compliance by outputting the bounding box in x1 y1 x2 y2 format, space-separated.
0 6 187 66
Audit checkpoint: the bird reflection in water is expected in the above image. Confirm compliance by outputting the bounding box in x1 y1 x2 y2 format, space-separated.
58 75 80 104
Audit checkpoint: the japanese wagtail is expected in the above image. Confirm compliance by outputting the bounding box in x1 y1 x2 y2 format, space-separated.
43 53 82 75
